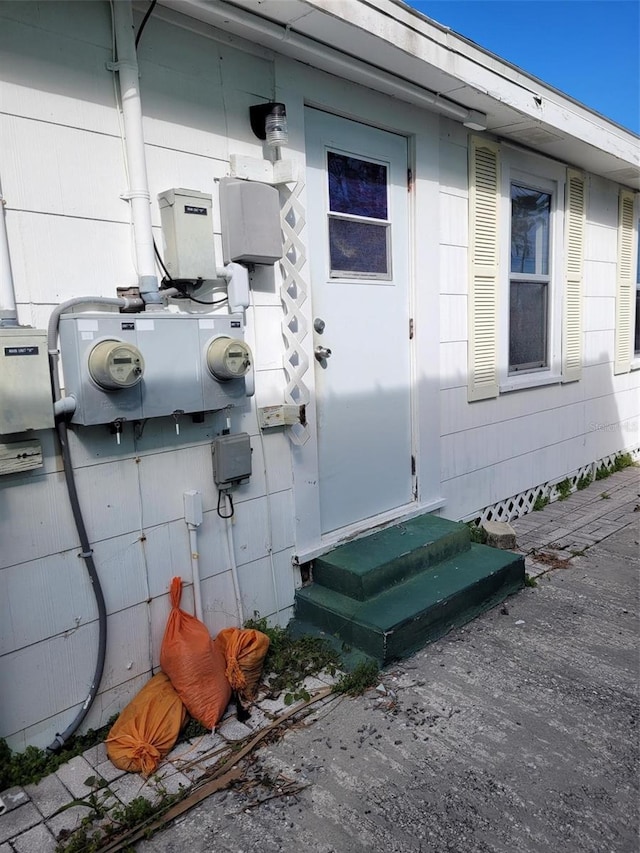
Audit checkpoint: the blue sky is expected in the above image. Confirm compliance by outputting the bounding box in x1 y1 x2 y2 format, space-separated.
407 1 640 134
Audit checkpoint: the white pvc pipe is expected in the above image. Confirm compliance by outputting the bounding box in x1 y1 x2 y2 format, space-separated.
187 524 204 622
0 178 18 327
183 490 204 621
112 1 160 305
225 511 245 627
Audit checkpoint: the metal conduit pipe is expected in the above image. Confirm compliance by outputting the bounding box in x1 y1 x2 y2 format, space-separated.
46 295 143 751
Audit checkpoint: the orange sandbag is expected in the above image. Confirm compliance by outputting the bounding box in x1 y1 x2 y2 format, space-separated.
105 672 186 777
214 627 270 708
160 576 231 730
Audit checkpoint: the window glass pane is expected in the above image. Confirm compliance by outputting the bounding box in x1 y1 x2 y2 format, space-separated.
509 280 548 370
328 152 388 219
329 217 389 276
511 185 551 275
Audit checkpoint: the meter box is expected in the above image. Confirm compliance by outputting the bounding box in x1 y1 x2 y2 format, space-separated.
0 329 54 434
197 316 253 413
158 188 216 281
58 312 253 426
212 432 252 487
219 178 283 265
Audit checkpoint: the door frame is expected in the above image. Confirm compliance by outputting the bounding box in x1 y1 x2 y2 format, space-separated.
305 107 416 536
274 58 445 564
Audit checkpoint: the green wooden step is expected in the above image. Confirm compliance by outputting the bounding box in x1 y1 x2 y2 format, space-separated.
313 514 471 601
295 544 524 665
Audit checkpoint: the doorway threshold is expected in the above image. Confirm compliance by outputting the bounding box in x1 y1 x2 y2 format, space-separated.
293 496 447 565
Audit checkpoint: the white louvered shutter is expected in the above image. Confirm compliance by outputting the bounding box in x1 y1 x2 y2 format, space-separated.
614 189 635 375
562 170 585 382
468 137 500 401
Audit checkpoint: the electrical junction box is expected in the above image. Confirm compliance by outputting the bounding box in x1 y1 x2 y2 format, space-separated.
219 178 283 265
212 432 252 487
158 188 217 281
58 312 253 426
0 329 54 434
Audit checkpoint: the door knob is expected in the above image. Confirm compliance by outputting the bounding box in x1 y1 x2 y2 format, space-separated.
314 345 332 361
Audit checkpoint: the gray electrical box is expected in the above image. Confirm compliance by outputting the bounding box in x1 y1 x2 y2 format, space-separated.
0 329 54 433
158 188 217 280
212 432 252 487
219 178 283 265
58 312 252 426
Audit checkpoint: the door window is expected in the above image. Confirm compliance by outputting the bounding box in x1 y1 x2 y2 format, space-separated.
327 151 391 279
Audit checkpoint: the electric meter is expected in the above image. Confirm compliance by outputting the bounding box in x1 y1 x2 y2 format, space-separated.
206 337 252 381
88 339 145 390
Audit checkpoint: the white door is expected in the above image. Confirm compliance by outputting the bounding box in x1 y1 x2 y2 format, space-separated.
305 109 413 535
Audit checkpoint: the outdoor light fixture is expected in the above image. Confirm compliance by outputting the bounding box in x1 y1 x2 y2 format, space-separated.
463 109 488 132
249 102 288 148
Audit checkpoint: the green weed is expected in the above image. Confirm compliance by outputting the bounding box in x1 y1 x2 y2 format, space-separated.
244 616 340 704
466 522 487 544
0 716 118 791
333 660 380 696
556 478 572 501
612 452 634 471
533 495 550 512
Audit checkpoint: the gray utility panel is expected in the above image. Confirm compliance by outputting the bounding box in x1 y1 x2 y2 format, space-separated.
58 312 252 426
219 178 283 265
0 328 54 434
158 188 217 281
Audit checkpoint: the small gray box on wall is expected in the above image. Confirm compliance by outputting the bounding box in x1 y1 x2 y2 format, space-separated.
212 432 252 487
158 188 216 280
219 178 282 265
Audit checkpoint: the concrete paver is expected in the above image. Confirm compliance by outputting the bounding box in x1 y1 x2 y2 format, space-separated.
53 755 97 800
24 774 73 820
0 803 41 846
10 822 57 853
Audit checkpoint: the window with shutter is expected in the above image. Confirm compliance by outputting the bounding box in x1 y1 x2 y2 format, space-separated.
468 141 585 396
562 169 585 382
614 189 636 375
468 137 500 401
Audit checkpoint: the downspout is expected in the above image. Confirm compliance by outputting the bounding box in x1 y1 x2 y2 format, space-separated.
0 177 18 327
111 0 161 308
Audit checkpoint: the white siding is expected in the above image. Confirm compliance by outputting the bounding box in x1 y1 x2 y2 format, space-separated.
439 145 639 520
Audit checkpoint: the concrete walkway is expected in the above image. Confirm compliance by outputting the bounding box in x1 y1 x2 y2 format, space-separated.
1 466 638 852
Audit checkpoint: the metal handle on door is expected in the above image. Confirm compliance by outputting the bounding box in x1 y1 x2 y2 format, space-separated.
314 345 332 361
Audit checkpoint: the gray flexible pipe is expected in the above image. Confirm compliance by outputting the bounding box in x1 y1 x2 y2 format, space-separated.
46 416 108 752
46 295 143 752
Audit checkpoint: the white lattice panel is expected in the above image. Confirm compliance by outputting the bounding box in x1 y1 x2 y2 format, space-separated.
279 182 310 445
468 449 639 527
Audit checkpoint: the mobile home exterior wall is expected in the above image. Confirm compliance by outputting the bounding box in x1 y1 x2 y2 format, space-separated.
0 0 637 750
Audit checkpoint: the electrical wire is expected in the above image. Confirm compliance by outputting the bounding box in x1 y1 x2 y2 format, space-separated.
135 0 158 47
154 239 172 280
154 241 229 306
217 489 234 519
188 293 229 306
